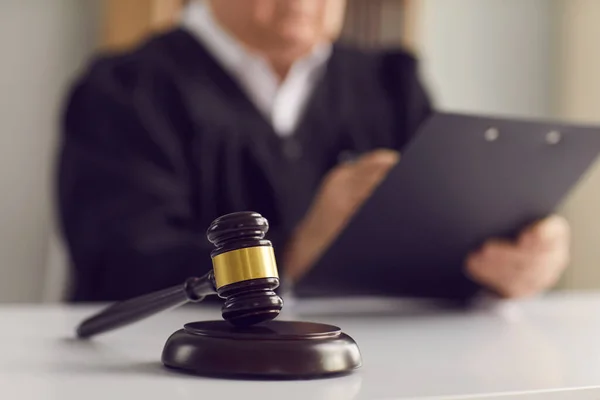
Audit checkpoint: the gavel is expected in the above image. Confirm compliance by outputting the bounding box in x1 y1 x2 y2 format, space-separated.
75 211 362 379
76 211 284 338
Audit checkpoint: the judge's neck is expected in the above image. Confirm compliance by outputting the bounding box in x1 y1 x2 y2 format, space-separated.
181 1 332 136
182 1 332 86
210 17 324 83
255 49 313 83
223 37 317 84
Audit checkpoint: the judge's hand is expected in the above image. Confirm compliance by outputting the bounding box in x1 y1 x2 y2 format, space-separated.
283 149 400 282
465 215 571 298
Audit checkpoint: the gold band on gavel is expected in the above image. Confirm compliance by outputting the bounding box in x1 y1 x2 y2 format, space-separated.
212 246 279 289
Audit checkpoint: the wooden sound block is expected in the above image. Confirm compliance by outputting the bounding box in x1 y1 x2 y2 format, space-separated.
161 320 362 379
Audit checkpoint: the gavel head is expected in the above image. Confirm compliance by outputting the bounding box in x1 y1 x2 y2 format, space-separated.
206 212 284 327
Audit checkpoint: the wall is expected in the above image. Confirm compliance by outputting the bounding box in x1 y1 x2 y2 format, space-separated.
0 0 100 302
415 0 557 119
553 0 600 289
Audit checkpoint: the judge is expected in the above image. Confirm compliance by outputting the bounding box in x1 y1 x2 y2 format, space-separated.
57 0 570 302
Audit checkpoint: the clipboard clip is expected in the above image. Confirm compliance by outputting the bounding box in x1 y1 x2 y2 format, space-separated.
546 130 562 144
484 127 562 145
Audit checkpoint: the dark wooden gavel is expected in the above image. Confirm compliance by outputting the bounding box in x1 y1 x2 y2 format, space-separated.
75 211 361 379
76 211 283 338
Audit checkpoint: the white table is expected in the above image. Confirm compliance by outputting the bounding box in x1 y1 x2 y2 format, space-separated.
2 291 600 399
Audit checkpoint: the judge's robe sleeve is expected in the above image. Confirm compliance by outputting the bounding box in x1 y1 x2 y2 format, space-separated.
380 50 435 149
57 61 233 302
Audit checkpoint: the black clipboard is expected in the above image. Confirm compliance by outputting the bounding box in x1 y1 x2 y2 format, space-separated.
293 112 600 301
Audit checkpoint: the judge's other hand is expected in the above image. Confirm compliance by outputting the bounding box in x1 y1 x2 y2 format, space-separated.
465 215 571 299
283 149 400 283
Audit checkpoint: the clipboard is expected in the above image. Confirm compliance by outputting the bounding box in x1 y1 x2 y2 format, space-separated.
293 112 600 301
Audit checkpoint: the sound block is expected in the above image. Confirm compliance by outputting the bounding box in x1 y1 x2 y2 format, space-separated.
161 320 362 379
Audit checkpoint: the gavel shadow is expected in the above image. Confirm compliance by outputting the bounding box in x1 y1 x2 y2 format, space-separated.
58 337 358 382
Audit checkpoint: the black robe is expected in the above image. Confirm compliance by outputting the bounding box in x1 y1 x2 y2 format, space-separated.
58 28 436 302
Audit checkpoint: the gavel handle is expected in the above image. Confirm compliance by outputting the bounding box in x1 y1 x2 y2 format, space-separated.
76 272 217 339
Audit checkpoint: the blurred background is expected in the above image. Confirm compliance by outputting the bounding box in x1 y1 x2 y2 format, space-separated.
0 0 598 303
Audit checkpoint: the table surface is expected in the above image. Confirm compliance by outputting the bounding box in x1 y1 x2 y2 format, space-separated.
3 291 600 400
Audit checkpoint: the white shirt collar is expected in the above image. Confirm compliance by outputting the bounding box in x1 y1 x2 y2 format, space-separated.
180 1 332 137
